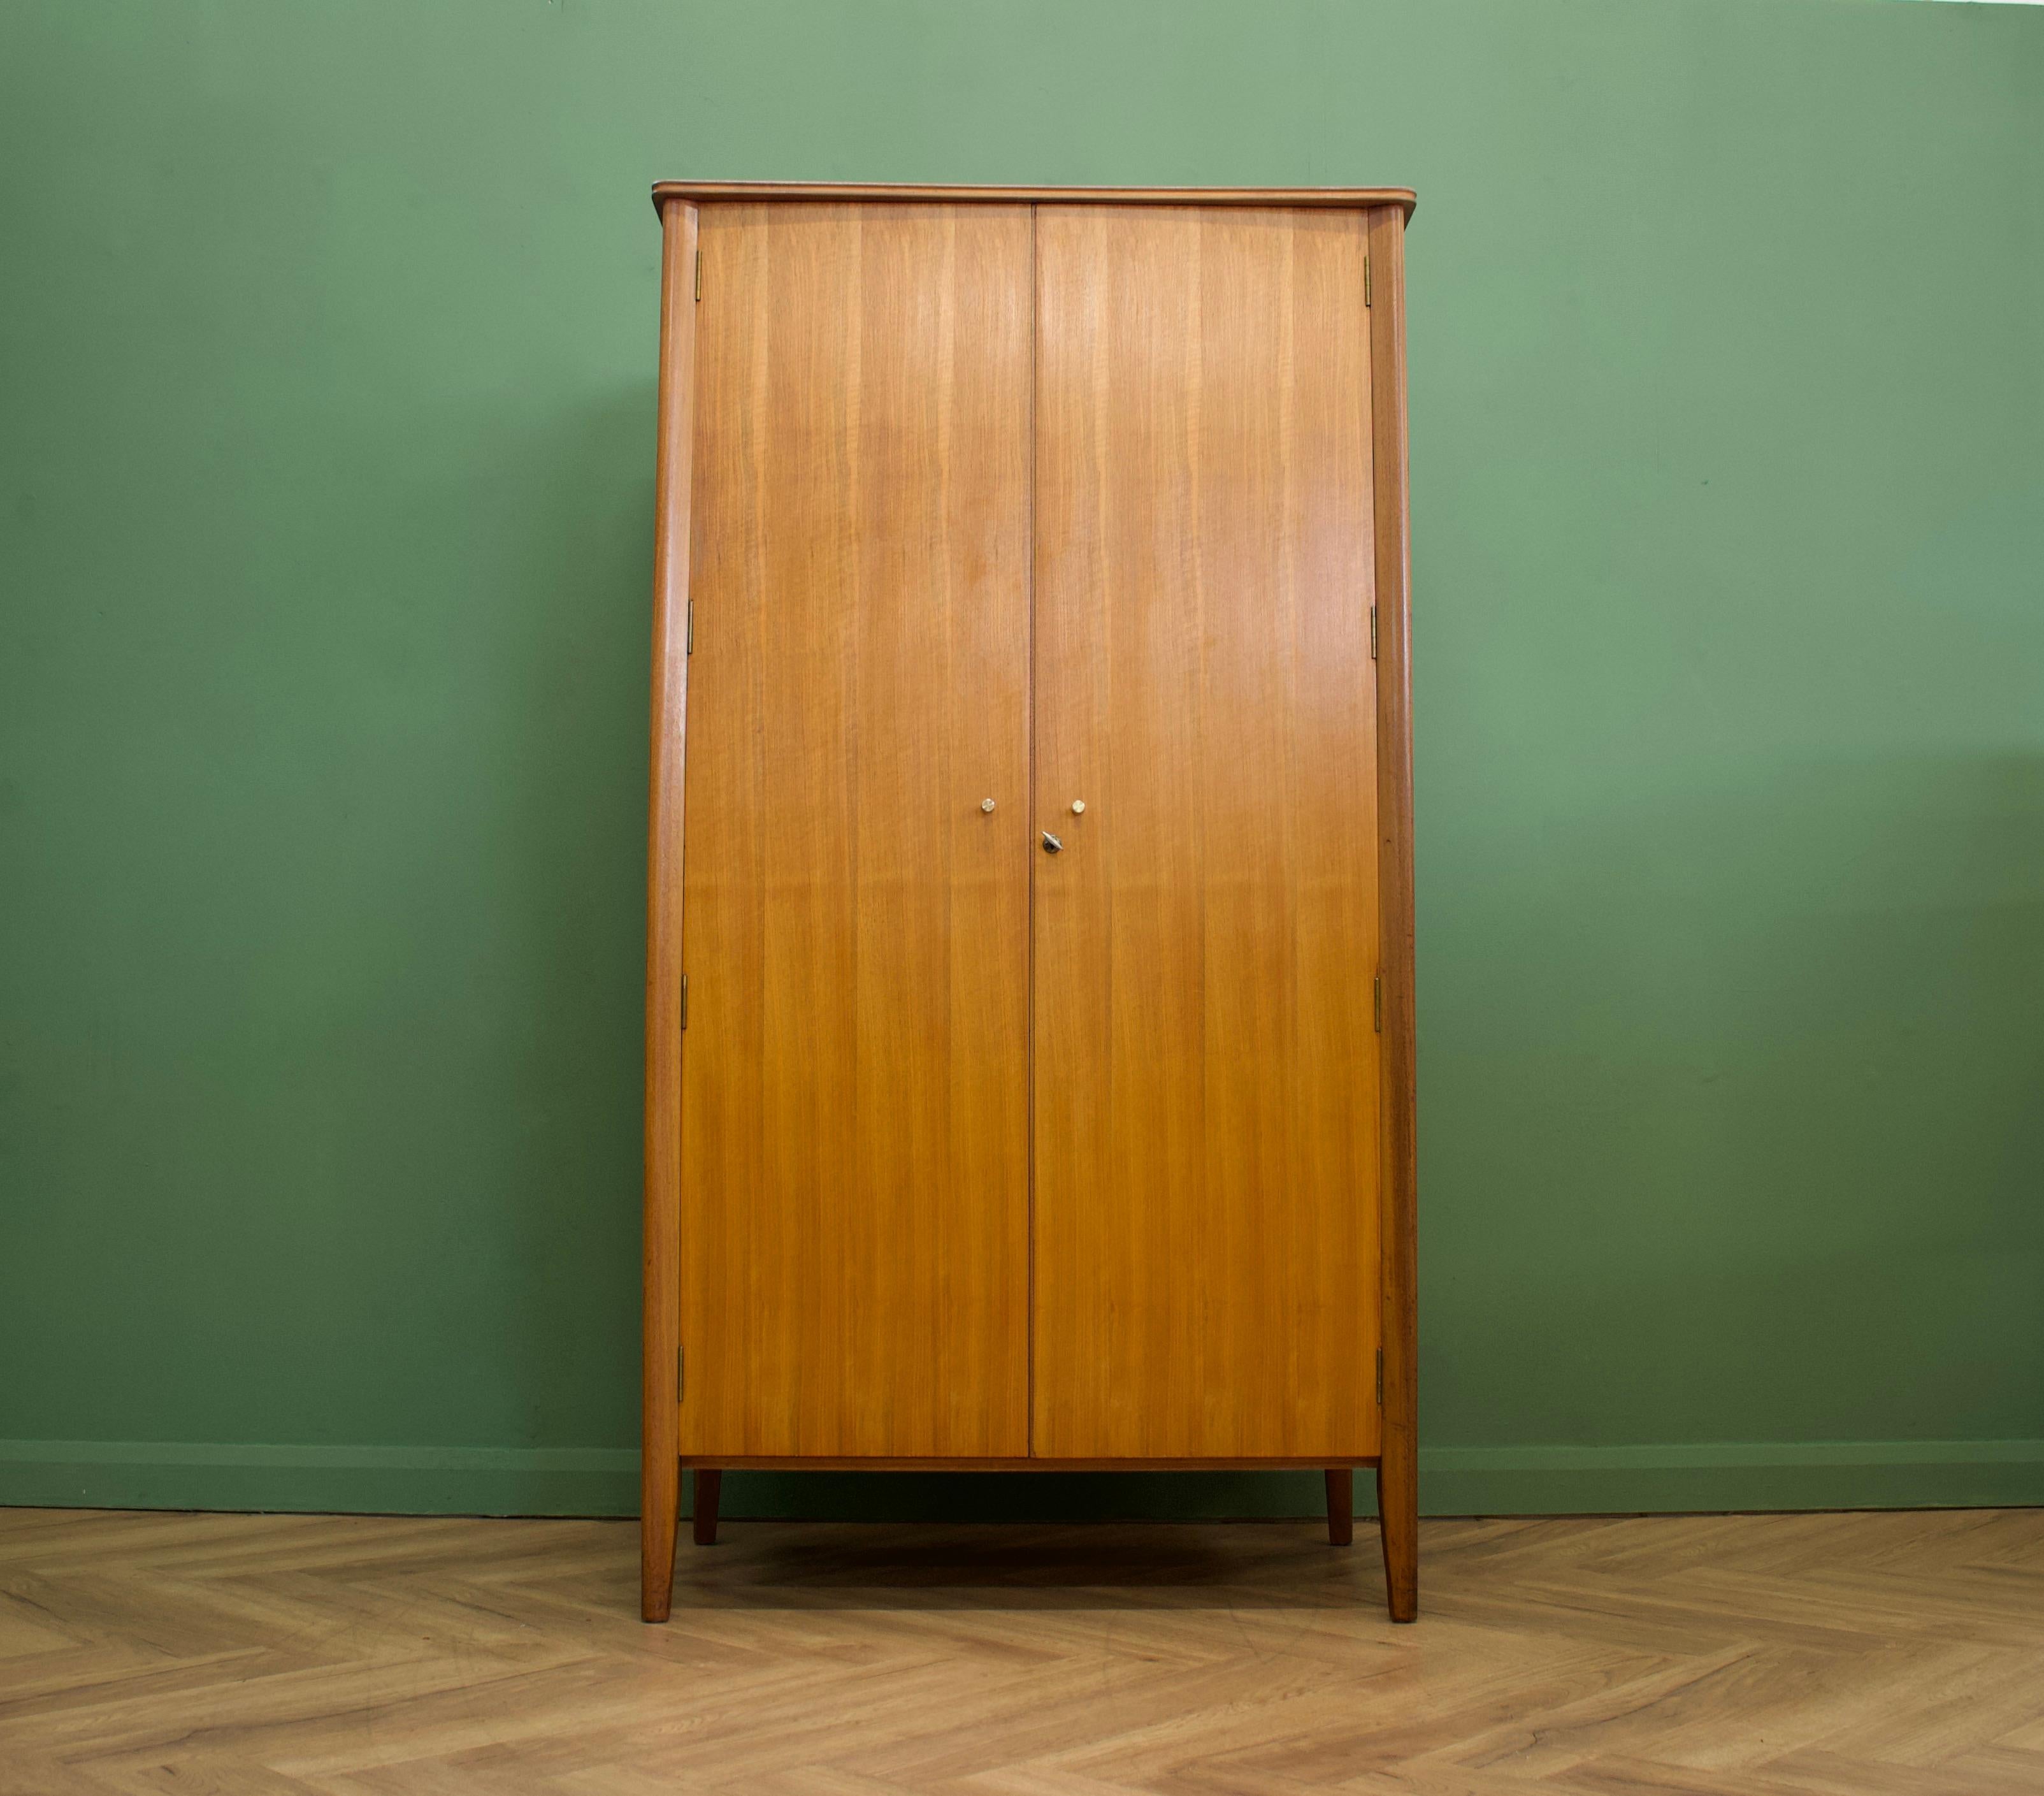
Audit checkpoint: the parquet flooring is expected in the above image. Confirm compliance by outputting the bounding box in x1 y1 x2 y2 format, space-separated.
1 1507 2041 1793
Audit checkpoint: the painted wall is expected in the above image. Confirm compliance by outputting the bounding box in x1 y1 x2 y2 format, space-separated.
3 0 2041 1521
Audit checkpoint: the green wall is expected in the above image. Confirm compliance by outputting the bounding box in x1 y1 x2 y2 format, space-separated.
3 0 2041 1522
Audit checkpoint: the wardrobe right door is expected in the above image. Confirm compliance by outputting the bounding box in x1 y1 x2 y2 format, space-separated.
1031 205 1384 1461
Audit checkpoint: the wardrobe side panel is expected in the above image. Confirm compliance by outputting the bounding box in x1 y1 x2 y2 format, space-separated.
1032 205 1383 1460
679 203 1033 1458
1368 199 1420 1618
643 197 698 1621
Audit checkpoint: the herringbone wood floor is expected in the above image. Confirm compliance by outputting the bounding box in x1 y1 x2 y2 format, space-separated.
1 1507 2040 1793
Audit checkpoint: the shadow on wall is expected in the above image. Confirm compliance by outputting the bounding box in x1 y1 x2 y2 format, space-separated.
1421 750 2044 1454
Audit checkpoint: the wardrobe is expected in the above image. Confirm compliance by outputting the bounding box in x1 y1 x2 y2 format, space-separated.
642 182 1418 1622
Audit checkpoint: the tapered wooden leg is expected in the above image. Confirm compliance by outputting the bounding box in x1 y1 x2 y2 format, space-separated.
640 1450 679 1622
1378 1452 1418 1622
692 1468 723 1546
1325 1469 1354 1546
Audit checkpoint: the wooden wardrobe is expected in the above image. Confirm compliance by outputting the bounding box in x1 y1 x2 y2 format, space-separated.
642 182 1418 1622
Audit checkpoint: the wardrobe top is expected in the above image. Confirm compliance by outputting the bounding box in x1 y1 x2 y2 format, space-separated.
651 181 1417 221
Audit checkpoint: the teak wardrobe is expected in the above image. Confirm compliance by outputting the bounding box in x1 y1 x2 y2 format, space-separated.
642 182 1418 1622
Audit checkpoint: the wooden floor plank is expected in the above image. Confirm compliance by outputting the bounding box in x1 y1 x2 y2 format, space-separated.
1 1509 2040 1792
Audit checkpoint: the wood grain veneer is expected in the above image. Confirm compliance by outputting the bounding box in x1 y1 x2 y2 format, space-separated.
1030 205 1382 1463
676 203 1033 1461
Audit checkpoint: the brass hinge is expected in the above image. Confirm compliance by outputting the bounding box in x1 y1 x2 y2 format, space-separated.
1370 605 1378 660
686 598 694 655
1364 255 1371 308
680 974 688 1030
1376 1347 1384 1405
1374 974 1382 1032
694 249 702 303
677 1344 685 1399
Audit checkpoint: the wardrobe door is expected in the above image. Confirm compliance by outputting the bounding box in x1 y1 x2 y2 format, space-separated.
1032 206 1383 1460
679 204 1033 1458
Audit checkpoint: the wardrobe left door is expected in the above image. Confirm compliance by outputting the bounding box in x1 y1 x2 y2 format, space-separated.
677 203 1035 1459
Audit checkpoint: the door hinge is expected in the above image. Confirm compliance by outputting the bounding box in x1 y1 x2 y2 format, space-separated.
1370 604 1378 660
1376 1347 1384 1405
686 598 694 655
680 973 688 1030
1364 254 1372 308
677 1344 685 1399
694 249 701 302
1374 974 1382 1032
